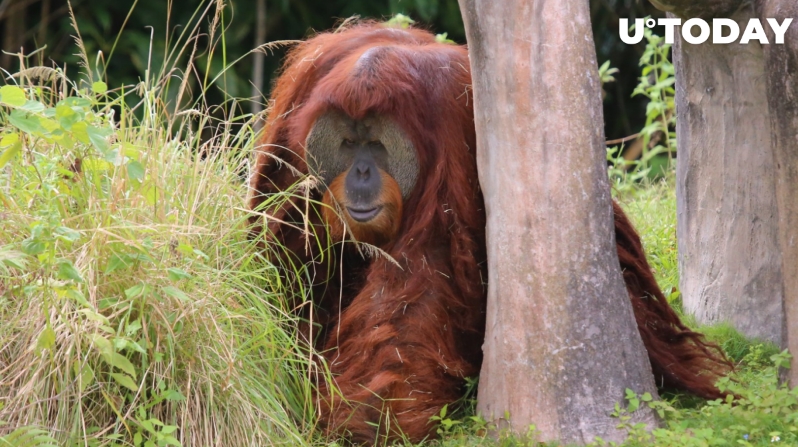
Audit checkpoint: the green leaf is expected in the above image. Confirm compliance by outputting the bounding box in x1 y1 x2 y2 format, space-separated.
78 309 110 325
56 103 82 130
127 160 145 181
21 238 46 256
105 351 137 378
92 81 108 94
162 286 189 302
37 327 56 351
0 427 59 447
192 248 209 260
86 125 110 152
8 109 45 134
127 340 146 355
129 252 154 263
113 337 128 351
105 253 133 274
162 389 186 402
654 77 676 89
105 146 125 165
90 333 113 354
125 320 142 336
140 419 155 433
160 435 181 446
0 140 22 169
37 116 60 134
435 33 454 44
122 142 142 159
142 183 158 206
55 226 81 242
57 260 84 282
125 283 146 299
59 96 92 109
0 85 27 106
110 372 138 391
384 13 415 28
71 121 90 144
0 132 19 148
19 100 46 113
167 267 192 281
74 361 95 393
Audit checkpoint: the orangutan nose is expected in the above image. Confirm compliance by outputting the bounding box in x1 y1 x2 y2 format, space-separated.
346 155 382 207
355 162 371 181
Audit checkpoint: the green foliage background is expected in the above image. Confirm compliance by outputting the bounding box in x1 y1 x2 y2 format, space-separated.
1 0 664 139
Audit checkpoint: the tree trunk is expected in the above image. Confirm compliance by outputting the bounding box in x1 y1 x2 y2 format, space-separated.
652 0 798 381
648 0 742 18
670 7 784 345
757 0 798 386
251 0 267 131
458 0 660 443
1 0 27 70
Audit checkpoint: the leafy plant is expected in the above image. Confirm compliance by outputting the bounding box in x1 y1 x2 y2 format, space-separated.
0 426 58 447
608 352 798 447
630 19 676 176
605 20 677 193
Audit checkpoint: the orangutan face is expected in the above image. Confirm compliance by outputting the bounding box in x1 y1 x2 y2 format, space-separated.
305 111 419 246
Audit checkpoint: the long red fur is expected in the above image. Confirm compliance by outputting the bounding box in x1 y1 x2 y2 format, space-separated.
248 22 732 445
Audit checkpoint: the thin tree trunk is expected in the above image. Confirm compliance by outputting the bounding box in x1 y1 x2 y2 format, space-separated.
458 0 660 443
37 0 50 46
251 0 266 130
1 0 27 70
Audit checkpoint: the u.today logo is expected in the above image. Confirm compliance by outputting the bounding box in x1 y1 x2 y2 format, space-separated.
620 17 794 45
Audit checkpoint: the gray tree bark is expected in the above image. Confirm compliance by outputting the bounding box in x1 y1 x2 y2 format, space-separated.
458 0 660 443
671 7 784 345
757 0 798 386
648 0 742 18
651 0 798 384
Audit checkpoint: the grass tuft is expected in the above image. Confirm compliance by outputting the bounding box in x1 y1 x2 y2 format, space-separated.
0 3 316 446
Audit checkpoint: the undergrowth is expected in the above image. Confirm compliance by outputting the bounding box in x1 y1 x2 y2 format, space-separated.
1 3 795 447
0 3 316 446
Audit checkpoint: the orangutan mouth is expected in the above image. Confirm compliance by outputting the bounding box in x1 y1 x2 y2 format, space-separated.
347 205 382 222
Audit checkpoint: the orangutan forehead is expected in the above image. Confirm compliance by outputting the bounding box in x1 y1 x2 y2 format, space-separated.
335 113 390 141
304 110 419 199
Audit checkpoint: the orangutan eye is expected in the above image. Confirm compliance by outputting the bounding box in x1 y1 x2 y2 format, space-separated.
342 138 355 146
